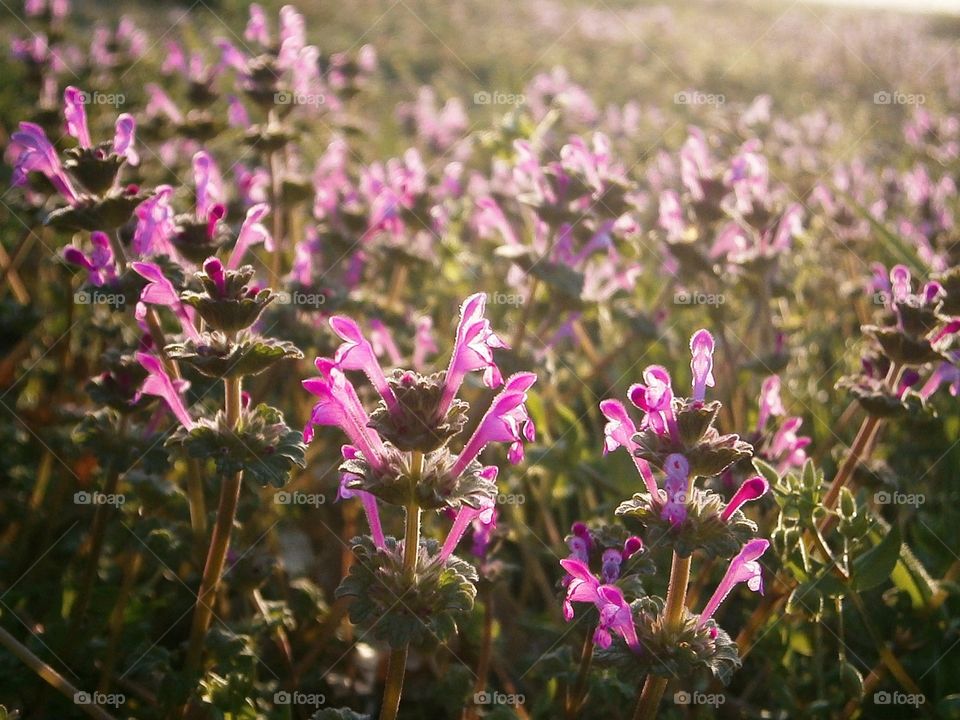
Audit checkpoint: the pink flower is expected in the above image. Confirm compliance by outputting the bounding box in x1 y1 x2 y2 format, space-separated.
132 185 175 257
720 476 769 522
193 151 225 222
450 373 536 476
757 376 785 433
131 261 200 341
63 231 117 286
10 122 79 202
661 453 690 525
328 315 398 412
227 203 272 269
437 293 507 416
697 539 769 627
64 86 92 147
598 398 659 497
689 329 715 403
113 113 139 166
302 359 389 471
134 351 194 429
438 489 496 563
337 445 385 549
244 3 270 45
628 365 678 439
559 558 641 652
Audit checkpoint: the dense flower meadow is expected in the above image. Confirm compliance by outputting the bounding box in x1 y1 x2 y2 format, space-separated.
0 0 959 718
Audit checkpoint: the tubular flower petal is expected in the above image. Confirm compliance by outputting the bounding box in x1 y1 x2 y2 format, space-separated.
720 476 769 522
438 293 507 416
134 351 194 429
698 539 769 627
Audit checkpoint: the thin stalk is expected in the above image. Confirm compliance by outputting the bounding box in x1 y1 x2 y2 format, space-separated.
184 375 244 673
0 625 117 720
71 416 128 629
564 628 594 720
465 587 495 720
98 551 143 692
268 144 284 281
380 451 423 720
632 550 691 719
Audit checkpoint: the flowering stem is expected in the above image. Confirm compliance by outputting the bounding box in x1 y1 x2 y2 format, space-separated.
380 451 424 720
633 550 691 720
632 676 668 720
268 122 284 281
0 624 117 720
70 418 125 629
819 363 900 536
184 375 244 675
465 585 494 720
564 627 594 720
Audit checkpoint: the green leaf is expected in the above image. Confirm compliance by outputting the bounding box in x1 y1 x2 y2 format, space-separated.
752 458 780 487
851 524 902 591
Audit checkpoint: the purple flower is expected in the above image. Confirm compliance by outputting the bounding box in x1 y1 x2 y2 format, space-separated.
10 122 79 202
628 365 678 439
132 185 175 257
438 490 496 563
193 151 225 222
302 359 389 471
437 293 507 417
245 3 270 45
689 329 715 403
697 539 769 627
559 558 641 652
337 445 385 549
769 417 810 472
227 203 272 269
64 86 92 147
113 113 139 166
329 316 399 413
661 453 690 525
470 504 498 558
450 373 537 476
599 398 659 497
63 231 117 286
134 351 194 429
567 521 592 561
720 476 769 522
131 261 201 341
757 376 785 433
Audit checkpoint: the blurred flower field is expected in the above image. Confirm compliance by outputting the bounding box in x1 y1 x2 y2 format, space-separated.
1 0 959 718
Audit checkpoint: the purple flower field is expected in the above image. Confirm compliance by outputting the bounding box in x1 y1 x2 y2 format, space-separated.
0 0 959 718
